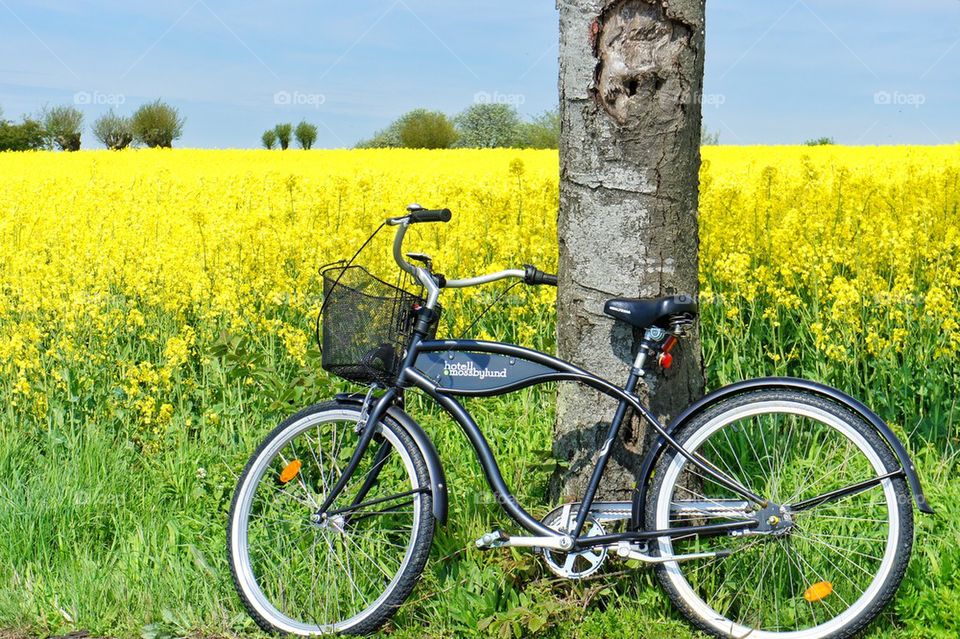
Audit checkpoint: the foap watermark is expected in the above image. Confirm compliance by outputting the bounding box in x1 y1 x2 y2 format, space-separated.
73 490 126 508
74 90 126 106
694 92 726 109
874 90 926 109
474 90 526 106
273 90 326 109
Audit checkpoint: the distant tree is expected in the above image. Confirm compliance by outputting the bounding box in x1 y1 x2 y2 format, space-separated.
356 120 403 148
295 121 318 150
804 136 835 146
262 129 278 150
357 107 558 150
42 105 83 151
0 117 46 151
356 109 456 149
454 103 523 148
701 126 720 146
131 100 184 148
398 109 457 149
518 109 560 149
92 111 133 150
274 123 293 150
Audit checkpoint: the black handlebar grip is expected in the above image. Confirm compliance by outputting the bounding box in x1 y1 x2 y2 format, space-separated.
524 264 559 287
408 208 452 224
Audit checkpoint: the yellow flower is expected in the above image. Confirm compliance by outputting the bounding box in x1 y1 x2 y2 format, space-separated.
13 377 30 395
278 324 308 366
925 286 953 320
157 403 174 424
164 337 190 368
127 308 146 330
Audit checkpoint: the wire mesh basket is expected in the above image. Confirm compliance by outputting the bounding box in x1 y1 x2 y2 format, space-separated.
319 265 440 385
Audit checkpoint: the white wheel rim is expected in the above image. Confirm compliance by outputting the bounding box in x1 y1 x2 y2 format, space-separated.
655 401 900 639
230 409 422 635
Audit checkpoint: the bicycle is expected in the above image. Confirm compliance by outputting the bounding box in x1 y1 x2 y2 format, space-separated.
228 205 933 638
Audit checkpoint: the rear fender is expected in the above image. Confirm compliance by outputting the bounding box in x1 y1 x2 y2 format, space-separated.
631 377 934 529
335 393 448 525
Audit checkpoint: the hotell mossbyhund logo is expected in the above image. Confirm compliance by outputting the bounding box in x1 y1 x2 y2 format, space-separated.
442 360 508 380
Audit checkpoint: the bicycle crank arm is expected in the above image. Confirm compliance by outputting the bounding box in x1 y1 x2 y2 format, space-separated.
476 530 573 551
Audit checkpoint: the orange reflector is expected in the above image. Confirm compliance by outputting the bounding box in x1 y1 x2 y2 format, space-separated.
279 459 301 484
804 581 833 603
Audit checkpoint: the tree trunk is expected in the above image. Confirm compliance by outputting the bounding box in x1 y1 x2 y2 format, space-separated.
553 0 706 502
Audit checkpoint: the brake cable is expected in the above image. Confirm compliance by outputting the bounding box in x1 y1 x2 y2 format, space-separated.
456 280 523 340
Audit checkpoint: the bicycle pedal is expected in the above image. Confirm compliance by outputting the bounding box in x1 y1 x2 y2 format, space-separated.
475 529 509 550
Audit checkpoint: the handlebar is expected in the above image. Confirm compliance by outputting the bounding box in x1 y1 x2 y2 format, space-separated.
386 205 452 227
523 265 558 287
409 208 451 224
388 206 557 308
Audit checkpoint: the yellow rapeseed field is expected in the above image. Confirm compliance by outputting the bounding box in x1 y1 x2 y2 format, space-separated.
1 146 959 443
2 147 960 637
702 146 960 359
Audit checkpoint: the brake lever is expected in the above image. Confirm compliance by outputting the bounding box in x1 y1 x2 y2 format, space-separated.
406 252 433 270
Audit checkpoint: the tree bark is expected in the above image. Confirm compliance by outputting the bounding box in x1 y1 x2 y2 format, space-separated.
554 0 706 502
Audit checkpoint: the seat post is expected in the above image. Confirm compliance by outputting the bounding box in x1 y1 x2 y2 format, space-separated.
624 362 643 395
625 326 666 393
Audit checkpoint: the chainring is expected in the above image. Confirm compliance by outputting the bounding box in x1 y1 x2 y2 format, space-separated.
540 505 607 579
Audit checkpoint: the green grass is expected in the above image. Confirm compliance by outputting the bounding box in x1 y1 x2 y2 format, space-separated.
1 291 958 639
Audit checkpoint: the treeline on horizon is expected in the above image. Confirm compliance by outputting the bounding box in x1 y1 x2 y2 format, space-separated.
0 100 185 152
3 97 843 152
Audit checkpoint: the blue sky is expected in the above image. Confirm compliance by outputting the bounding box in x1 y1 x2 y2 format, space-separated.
1 0 957 148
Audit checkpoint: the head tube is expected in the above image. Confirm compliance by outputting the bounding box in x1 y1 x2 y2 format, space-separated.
418 266 441 310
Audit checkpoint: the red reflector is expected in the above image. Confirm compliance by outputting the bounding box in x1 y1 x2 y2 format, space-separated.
659 353 673 369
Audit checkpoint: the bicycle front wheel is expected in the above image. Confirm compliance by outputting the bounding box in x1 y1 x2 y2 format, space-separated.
228 402 434 636
646 389 913 639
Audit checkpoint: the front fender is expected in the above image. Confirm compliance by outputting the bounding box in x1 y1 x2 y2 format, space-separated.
631 377 933 528
335 394 448 525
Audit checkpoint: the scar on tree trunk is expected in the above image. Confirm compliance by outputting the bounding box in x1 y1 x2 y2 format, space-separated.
590 0 696 126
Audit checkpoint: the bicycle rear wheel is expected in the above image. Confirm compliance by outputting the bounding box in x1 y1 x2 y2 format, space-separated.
646 389 913 639
228 402 434 635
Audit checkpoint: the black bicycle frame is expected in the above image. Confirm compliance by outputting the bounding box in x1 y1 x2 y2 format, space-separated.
318 329 932 548
317 331 770 545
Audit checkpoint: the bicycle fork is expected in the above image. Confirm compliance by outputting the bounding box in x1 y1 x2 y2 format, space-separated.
313 387 397 520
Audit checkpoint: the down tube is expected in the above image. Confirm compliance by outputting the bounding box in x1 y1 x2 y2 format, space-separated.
403 368 559 538
414 340 766 507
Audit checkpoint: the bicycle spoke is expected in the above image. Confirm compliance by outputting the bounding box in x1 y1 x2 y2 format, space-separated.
278 450 320 509
306 431 329 495
791 536 855 610
792 530 884 569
